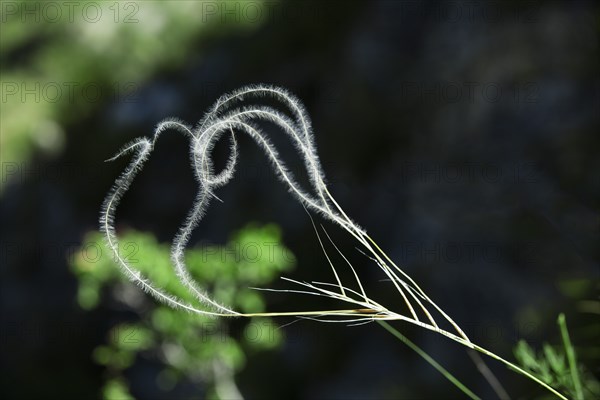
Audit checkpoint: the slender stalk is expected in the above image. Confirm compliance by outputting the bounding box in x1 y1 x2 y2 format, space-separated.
467 350 510 400
469 342 568 400
378 320 481 400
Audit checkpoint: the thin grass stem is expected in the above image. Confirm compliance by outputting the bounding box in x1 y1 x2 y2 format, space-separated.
378 320 481 400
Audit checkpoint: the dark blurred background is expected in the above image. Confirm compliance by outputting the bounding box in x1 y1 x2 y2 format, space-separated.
1 1 598 399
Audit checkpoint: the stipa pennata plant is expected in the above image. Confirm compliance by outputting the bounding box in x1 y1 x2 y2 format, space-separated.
101 84 567 399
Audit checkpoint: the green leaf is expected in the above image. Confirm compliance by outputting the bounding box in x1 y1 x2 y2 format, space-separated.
102 378 134 400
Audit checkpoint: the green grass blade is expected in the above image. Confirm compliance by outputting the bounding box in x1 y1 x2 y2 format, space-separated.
558 313 584 400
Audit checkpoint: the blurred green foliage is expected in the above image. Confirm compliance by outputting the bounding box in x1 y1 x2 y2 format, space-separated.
71 223 294 399
1 0 269 190
514 315 600 400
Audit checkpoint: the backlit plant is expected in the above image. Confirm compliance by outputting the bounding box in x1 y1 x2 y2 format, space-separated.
101 84 578 399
